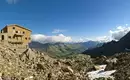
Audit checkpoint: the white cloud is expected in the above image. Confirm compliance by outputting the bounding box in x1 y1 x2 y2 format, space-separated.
52 29 66 33
31 25 130 43
72 38 86 43
89 25 130 42
75 25 130 42
6 0 19 4
31 34 72 44
109 26 130 41
95 36 111 42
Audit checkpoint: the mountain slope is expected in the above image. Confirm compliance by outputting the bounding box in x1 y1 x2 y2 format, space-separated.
29 41 102 58
29 42 87 58
83 31 130 57
82 41 102 48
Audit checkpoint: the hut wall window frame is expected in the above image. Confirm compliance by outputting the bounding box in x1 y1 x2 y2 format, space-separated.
23 31 25 34
25 37 27 40
8 36 11 39
13 27 15 29
16 31 18 33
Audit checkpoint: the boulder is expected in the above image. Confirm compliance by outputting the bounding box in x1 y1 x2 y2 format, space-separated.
61 66 74 73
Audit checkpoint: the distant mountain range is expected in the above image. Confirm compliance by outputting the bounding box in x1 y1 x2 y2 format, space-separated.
83 31 130 57
29 41 103 58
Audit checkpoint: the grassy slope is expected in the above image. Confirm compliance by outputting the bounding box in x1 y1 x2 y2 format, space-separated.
45 43 87 58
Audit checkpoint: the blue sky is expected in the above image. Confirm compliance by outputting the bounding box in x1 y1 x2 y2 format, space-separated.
0 0 130 43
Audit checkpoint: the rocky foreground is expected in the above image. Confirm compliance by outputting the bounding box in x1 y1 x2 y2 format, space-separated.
0 43 130 80
0 44 94 80
93 53 130 80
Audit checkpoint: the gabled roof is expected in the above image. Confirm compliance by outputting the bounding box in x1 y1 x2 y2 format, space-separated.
4 24 32 32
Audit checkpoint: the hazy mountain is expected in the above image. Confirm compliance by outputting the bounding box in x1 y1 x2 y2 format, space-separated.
29 41 102 58
80 41 103 49
83 31 130 57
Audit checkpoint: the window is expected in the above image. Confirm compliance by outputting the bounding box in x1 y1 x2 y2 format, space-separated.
14 49 16 51
25 37 27 40
8 36 11 39
1 30 3 33
16 31 18 33
13 27 15 29
23 31 25 34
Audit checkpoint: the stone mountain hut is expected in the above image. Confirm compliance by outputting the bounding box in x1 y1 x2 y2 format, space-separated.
0 24 32 49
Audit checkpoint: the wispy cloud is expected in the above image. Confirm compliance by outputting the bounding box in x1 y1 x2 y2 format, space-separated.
6 0 19 4
52 29 66 33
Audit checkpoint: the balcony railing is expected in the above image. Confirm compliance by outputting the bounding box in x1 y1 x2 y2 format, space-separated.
14 33 24 36
8 39 23 43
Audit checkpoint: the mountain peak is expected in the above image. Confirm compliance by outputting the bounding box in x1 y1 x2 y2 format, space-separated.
83 31 130 57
